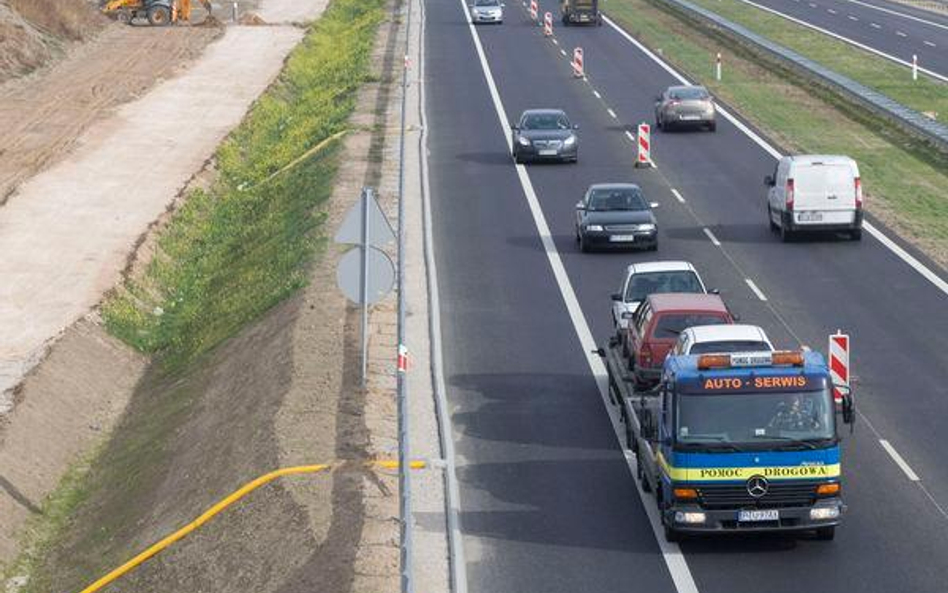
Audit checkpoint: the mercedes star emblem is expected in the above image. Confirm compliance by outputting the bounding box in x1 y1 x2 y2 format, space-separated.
747 475 769 498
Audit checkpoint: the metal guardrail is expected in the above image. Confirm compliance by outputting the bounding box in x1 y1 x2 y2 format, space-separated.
652 0 948 153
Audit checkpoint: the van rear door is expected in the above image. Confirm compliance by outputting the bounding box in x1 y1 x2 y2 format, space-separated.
792 162 856 225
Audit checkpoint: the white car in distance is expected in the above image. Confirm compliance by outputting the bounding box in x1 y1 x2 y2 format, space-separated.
470 0 504 23
670 324 774 356
610 261 707 343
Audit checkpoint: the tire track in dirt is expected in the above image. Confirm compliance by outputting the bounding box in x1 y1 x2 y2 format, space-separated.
0 24 220 205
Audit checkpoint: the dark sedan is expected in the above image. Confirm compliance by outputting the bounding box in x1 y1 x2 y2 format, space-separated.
575 183 658 252
511 109 578 164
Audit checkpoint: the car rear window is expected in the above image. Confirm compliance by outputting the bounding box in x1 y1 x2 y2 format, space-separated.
689 340 770 354
670 87 709 100
625 271 703 302
652 314 727 339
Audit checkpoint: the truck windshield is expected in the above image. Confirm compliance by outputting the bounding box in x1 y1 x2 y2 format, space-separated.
676 389 834 447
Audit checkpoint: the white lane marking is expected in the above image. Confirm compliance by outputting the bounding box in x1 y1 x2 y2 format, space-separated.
745 278 768 301
419 0 468 590
607 108 618 118
625 130 636 142
603 13 948 297
924 40 937 47
880 440 921 481
729 0 948 82
896 30 907 36
671 188 686 203
460 5 700 591
870 21 881 28
553 38 559 45
560 48 567 56
703 228 721 246
846 0 948 32
808 2 817 7
828 8 837 14
848 14 859 20
593 89 602 98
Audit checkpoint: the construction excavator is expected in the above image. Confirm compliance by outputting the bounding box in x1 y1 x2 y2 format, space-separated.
102 0 213 26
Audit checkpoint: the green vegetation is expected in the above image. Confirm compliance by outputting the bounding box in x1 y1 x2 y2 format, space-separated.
607 0 948 264
103 0 386 368
685 0 948 121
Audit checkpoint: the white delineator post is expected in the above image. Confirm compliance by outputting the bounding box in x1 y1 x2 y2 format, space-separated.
829 331 850 405
544 11 553 36
635 123 654 168
530 0 538 21
716 52 722 81
912 54 918 81
572 47 584 78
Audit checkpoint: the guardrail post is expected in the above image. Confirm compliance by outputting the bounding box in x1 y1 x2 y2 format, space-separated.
912 54 918 81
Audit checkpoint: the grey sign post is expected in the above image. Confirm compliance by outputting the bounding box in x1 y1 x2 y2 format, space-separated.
335 187 396 384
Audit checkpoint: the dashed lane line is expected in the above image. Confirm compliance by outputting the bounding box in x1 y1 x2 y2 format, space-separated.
924 40 937 47
846 0 948 32
607 108 617 118
848 14 858 20
625 130 636 142
703 228 722 246
671 188 686 203
745 278 768 301
593 90 602 98
880 440 921 482
896 30 907 36
871 22 881 28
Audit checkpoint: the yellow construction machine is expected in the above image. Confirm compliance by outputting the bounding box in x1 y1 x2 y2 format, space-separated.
102 0 213 26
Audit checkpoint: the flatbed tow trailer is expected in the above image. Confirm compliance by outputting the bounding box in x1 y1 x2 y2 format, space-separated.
598 338 855 542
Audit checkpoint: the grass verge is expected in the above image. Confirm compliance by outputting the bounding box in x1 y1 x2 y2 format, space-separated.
684 0 948 122
607 0 948 267
102 0 385 369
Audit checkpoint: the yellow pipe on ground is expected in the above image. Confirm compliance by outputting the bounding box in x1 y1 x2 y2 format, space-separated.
77 460 425 593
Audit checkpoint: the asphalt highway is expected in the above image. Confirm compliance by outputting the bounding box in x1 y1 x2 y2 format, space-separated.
737 0 948 77
424 1 948 591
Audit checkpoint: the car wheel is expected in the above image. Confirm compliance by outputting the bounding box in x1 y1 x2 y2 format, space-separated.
579 234 590 253
780 221 794 243
664 523 681 543
850 227 862 241
768 206 778 231
815 526 836 541
647 242 658 252
513 151 523 164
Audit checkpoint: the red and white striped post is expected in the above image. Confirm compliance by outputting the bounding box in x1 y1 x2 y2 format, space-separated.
912 54 918 81
715 52 722 81
544 11 553 36
529 0 538 21
829 331 850 405
572 47 584 78
397 344 410 373
635 123 654 168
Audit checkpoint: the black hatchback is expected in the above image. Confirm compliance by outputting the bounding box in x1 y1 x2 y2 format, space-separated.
575 183 659 252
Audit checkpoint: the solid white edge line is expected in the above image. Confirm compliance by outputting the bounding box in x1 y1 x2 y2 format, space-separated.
671 188 686 203
602 13 948 298
846 0 948 32
607 108 618 118
879 440 921 481
458 4 700 592
418 0 468 590
703 227 722 246
744 278 769 301
732 0 948 81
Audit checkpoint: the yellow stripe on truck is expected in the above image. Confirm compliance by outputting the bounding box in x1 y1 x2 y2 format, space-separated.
657 452 840 481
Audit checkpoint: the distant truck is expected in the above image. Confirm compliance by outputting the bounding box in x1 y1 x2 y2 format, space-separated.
599 343 855 542
560 0 602 25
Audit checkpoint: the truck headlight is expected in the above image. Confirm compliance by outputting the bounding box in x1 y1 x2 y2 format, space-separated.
810 507 840 520
564 135 576 146
675 511 706 524
585 224 603 232
518 136 531 147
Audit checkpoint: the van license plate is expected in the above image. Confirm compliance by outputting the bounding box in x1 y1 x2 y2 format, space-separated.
738 509 779 522
797 211 823 222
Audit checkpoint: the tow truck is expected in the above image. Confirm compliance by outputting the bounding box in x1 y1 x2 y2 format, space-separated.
598 339 855 541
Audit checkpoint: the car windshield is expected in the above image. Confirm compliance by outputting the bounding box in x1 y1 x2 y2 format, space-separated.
653 314 726 339
474 0 499 6
689 340 771 354
624 271 703 302
587 188 647 211
670 87 709 101
676 389 835 447
521 113 571 130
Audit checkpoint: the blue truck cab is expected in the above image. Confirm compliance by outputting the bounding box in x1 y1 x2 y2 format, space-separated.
635 350 855 542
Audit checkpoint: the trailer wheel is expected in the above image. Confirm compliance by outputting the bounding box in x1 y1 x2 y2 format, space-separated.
815 526 835 541
147 5 172 25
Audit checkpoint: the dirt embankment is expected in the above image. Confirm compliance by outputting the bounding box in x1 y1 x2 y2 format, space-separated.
0 0 106 83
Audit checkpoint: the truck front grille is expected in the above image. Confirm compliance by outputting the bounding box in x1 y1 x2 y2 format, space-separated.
696 481 818 510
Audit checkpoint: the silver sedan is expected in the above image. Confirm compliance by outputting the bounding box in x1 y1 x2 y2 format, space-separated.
654 85 716 132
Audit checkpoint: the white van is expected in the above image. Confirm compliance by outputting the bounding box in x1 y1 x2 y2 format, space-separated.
765 155 863 241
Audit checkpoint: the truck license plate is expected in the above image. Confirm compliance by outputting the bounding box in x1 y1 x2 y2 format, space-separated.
738 509 779 522
610 235 636 242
